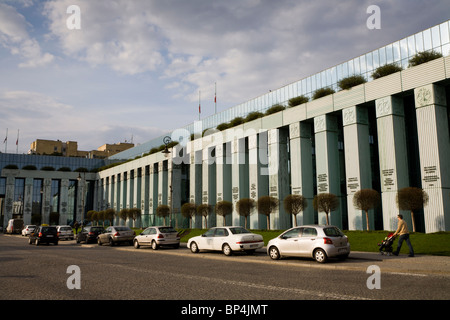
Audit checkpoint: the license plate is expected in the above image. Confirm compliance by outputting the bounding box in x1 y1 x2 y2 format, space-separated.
250 244 258 248
338 248 347 253
47 235 53 237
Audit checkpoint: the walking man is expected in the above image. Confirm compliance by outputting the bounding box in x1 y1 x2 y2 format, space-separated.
392 214 414 257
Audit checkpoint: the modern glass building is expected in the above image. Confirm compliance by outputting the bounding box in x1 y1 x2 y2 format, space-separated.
2 20 450 233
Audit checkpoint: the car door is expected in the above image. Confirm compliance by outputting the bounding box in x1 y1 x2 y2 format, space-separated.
297 227 318 256
101 227 113 242
212 228 229 250
200 229 215 249
277 228 302 256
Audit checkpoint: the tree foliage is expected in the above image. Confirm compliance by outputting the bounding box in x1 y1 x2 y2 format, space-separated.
284 194 307 227
181 203 197 228
215 201 233 226
353 189 380 231
196 204 212 229
156 205 170 226
257 196 279 230
236 198 256 229
396 187 429 232
313 193 339 225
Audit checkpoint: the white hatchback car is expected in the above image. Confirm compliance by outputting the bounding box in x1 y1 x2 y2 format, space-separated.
133 226 180 249
56 225 74 240
188 226 264 256
267 225 350 263
22 225 36 236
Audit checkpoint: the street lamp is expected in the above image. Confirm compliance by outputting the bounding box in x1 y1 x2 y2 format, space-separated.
162 136 173 227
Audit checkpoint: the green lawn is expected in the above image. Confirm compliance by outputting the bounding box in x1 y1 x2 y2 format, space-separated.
174 228 450 256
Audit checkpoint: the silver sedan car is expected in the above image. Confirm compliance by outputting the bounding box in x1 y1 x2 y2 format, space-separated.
267 225 350 263
133 226 180 249
97 226 135 246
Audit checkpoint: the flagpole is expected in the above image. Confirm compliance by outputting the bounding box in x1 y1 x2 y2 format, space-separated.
198 90 201 120
4 128 7 153
16 129 19 154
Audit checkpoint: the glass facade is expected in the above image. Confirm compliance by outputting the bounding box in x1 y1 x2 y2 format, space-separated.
111 20 450 161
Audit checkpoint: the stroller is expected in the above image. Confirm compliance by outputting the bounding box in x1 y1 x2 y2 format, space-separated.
378 232 396 255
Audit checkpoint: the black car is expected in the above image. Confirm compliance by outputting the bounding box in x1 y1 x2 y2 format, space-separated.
76 226 104 244
28 226 58 245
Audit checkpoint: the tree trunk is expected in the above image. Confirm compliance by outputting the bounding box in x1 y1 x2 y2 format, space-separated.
365 210 370 231
325 212 330 225
267 215 270 230
293 214 298 227
411 210 416 232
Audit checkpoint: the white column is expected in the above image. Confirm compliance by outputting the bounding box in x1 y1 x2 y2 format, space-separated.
267 128 290 230
60 179 69 224
375 96 409 231
414 84 450 232
189 140 203 228
23 177 33 225
342 106 373 230
231 137 248 226
215 144 232 226
289 122 314 226
248 132 269 229
314 114 342 228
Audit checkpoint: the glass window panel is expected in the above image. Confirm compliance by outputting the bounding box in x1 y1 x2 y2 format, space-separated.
301 79 306 95
360 54 367 73
385 44 393 64
347 59 354 75
310 75 316 92
415 32 424 52
440 22 450 44
379 47 386 66
365 52 373 72
306 76 311 94
330 67 337 84
400 38 408 59
372 49 379 69
423 29 432 51
316 74 321 91
431 26 441 48
407 35 416 56
342 62 348 78
442 43 450 56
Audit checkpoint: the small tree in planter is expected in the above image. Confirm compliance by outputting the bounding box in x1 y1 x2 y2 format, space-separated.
408 50 443 67
181 203 197 228
196 204 212 229
313 193 339 225
257 196 279 230
312 87 335 100
236 198 256 229
215 200 233 226
371 63 403 79
128 208 142 228
396 187 429 232
265 104 286 115
284 194 307 227
104 208 116 226
156 205 170 226
119 208 129 226
352 189 380 231
338 75 366 90
288 95 309 108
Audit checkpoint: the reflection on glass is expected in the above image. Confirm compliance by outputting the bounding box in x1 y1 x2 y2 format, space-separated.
379 47 386 66
407 35 416 56
415 33 424 52
372 50 379 69
366 52 373 72
400 38 408 59
432 26 441 48
440 22 450 44
360 55 367 73
423 29 432 51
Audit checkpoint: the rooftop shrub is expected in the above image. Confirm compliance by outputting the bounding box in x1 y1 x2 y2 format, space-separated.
371 63 403 79
338 75 366 90
312 87 335 100
408 50 443 67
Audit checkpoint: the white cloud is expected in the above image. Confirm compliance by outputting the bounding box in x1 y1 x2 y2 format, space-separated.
0 2 54 68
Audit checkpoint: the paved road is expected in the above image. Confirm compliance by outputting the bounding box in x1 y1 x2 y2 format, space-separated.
1 233 449 312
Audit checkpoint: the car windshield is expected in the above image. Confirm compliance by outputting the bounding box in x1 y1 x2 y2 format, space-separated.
323 227 344 237
229 227 251 234
42 227 56 233
159 227 177 233
61 227 72 231
91 227 103 231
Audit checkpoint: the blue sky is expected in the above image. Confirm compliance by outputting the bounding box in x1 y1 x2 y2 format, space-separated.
0 0 448 154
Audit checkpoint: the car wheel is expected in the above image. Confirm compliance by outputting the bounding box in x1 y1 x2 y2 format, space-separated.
109 238 115 246
269 246 281 260
35 239 39 246
151 240 159 250
28 238 32 245
97 238 102 246
314 249 327 263
222 243 233 256
134 240 140 249
190 242 199 253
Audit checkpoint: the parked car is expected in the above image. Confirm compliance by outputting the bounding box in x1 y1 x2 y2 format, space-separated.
133 226 180 249
188 226 264 256
57 225 74 240
22 225 36 236
97 226 135 246
6 219 24 234
76 226 104 244
28 226 58 245
267 225 350 263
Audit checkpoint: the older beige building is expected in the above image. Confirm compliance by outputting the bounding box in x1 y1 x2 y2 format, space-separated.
29 139 134 159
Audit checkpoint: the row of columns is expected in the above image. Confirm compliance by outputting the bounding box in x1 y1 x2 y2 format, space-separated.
97 84 449 232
